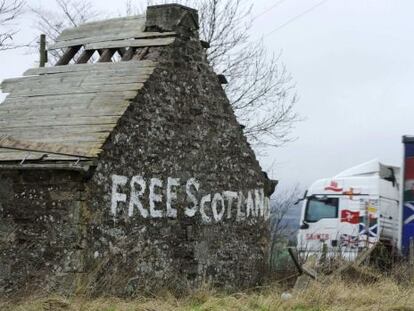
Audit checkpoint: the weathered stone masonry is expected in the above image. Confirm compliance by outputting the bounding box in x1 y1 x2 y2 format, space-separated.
0 4 276 296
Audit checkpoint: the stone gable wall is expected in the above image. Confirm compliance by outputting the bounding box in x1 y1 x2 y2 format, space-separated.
83 36 272 295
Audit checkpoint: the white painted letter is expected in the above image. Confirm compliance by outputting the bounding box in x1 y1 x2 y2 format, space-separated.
236 191 246 222
128 175 148 218
111 175 128 216
185 178 199 217
167 177 180 218
149 178 163 218
212 193 225 222
246 190 255 217
223 191 238 219
200 194 212 223
255 189 265 217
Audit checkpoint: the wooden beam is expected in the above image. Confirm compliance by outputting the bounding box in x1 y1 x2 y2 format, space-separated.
117 47 127 57
85 37 175 50
133 47 149 61
121 47 136 61
76 49 95 64
98 49 116 62
50 31 176 49
39 34 47 67
55 46 81 66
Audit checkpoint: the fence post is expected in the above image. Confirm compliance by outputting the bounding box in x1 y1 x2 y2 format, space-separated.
39 34 47 67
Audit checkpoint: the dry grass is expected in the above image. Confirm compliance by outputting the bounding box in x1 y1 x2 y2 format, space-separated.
2 276 414 311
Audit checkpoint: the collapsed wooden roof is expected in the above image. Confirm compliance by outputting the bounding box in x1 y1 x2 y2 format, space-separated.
0 15 177 163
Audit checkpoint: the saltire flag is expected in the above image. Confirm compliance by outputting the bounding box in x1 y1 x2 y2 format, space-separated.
402 137 414 254
340 209 360 224
359 213 378 248
359 222 378 238
403 202 414 225
340 234 359 249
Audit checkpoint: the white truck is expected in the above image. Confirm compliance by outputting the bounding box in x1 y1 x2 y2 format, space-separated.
297 159 400 259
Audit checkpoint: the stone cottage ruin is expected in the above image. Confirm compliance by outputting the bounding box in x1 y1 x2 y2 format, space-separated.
0 4 276 296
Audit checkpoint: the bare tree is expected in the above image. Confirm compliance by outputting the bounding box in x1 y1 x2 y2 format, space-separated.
31 0 300 147
196 0 300 147
0 0 25 50
270 185 303 243
269 185 303 271
30 0 99 60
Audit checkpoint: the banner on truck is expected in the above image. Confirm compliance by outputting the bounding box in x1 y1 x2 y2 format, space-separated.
402 136 414 254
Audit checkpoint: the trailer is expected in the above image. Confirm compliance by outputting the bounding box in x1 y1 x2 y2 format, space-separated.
400 136 414 255
297 159 400 260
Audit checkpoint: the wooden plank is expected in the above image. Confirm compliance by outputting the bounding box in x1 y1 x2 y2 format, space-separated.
57 21 146 43
0 102 130 118
0 149 85 161
0 103 128 115
5 83 143 98
50 31 176 50
85 37 175 50
0 115 120 128
7 67 154 85
1 136 114 153
0 163 92 172
57 16 145 41
0 133 112 146
0 135 101 158
0 128 110 139
0 113 123 126
0 92 126 107
42 155 89 161
23 60 156 76
29 137 108 146
0 151 46 161
0 132 113 153
2 72 151 93
0 124 117 135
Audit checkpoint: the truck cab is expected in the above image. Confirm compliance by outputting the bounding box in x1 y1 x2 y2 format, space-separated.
297 159 400 260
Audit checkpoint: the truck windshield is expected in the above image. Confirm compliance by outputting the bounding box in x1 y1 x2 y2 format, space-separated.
305 197 339 223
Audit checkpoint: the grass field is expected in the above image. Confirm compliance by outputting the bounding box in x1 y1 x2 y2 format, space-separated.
1 276 414 311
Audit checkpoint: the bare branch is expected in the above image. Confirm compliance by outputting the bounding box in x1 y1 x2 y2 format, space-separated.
270 184 303 241
0 0 25 51
191 0 301 147
30 0 100 63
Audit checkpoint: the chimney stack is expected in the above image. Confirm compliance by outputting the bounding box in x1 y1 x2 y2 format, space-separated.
145 4 199 36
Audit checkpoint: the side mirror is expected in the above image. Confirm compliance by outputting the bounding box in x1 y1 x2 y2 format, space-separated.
294 190 308 205
300 222 309 230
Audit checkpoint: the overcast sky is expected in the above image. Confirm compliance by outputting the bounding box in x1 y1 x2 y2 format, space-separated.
0 0 413 191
